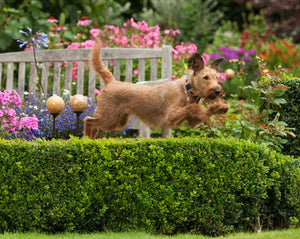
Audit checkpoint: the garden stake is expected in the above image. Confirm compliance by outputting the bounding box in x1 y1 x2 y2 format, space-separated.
51 113 58 139
75 111 82 137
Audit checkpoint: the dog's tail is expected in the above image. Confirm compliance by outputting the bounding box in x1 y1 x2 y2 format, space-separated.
91 38 115 85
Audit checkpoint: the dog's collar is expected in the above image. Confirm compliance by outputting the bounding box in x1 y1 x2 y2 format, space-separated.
185 76 201 104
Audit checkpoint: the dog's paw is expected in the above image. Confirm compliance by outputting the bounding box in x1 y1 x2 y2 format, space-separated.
216 103 229 114
207 103 229 115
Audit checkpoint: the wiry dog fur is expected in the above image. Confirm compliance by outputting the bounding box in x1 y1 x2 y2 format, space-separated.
84 38 229 139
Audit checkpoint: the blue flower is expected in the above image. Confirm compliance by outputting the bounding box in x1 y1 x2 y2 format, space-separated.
18 27 48 50
17 39 29 48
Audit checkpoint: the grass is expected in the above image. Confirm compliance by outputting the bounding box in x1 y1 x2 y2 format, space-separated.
0 230 299 239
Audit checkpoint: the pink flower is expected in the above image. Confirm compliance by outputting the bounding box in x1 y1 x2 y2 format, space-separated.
47 17 58 23
95 88 100 95
30 114 38 130
77 16 92 26
55 39 69 47
132 19 138 28
164 29 180 36
1 120 7 126
72 66 78 80
19 115 38 131
173 29 180 35
9 116 19 128
137 21 148 32
51 25 67 32
201 53 210 66
49 32 59 38
186 43 197 57
218 73 226 83
90 27 100 38
81 40 94 48
146 39 153 47
67 42 81 49
133 69 138 75
7 109 16 117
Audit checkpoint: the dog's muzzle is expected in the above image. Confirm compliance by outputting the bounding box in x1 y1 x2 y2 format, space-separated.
219 107 228 114
214 89 221 95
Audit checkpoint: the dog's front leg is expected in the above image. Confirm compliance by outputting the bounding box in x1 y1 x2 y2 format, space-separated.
187 102 230 128
166 104 210 128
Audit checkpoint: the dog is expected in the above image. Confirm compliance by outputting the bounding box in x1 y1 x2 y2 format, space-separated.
84 38 229 139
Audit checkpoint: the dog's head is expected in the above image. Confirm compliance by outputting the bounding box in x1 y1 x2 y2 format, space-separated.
189 53 225 100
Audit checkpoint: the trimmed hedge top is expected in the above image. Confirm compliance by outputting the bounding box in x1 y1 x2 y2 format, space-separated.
0 137 299 236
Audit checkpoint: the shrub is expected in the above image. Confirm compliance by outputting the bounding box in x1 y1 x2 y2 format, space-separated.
0 137 299 236
271 77 300 157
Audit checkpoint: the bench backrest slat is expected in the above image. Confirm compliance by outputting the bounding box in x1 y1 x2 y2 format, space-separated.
125 59 133 83
18 62 26 97
138 59 146 82
7 63 14 90
150 59 158 81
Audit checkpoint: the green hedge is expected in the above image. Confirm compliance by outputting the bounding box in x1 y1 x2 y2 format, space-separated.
277 78 300 157
0 137 299 236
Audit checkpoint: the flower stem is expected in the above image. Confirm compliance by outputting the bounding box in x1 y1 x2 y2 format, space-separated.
32 47 45 94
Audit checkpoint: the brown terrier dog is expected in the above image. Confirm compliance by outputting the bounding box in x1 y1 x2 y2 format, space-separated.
84 38 229 139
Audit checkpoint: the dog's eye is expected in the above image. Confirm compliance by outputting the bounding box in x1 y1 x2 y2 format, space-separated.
203 76 209 80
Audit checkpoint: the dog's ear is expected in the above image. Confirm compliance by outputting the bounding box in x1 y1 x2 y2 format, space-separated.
210 57 224 71
191 53 205 74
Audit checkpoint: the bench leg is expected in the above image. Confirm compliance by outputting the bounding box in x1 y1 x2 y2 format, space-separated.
162 128 172 138
139 123 151 138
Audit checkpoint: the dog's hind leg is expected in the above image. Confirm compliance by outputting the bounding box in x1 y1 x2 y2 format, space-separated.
84 114 130 139
116 114 130 129
84 116 100 139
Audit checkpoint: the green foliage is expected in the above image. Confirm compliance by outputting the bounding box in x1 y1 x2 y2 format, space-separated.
136 0 224 50
0 0 49 52
270 77 300 157
171 58 296 154
0 0 127 52
0 137 299 236
243 58 298 154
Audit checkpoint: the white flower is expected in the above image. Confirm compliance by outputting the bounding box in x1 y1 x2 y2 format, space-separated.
63 89 71 96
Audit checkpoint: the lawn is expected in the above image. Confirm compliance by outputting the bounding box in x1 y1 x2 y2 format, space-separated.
0 230 299 239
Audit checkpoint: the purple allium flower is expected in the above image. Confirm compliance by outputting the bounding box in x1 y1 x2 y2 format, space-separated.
235 48 246 55
242 55 252 62
209 52 220 60
218 45 228 51
248 48 256 56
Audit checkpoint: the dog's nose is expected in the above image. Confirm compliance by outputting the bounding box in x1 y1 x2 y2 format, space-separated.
220 107 228 113
214 89 221 95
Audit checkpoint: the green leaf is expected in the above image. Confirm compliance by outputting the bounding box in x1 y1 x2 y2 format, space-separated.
274 98 287 105
0 32 13 51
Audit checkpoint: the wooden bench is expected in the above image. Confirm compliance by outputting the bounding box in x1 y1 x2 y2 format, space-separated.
0 46 173 137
